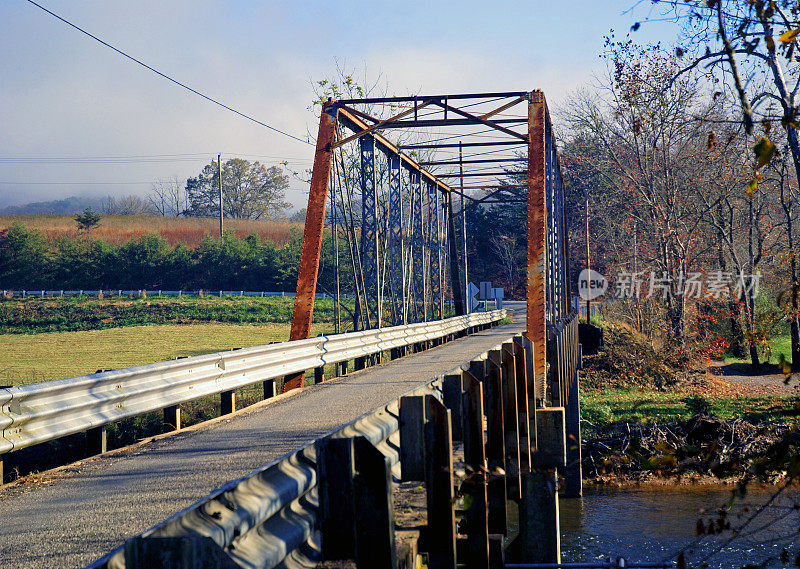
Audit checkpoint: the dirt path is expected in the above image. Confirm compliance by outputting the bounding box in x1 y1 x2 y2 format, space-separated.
706 360 797 396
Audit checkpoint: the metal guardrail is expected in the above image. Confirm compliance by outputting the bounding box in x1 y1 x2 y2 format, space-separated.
0 310 506 456
87 349 448 569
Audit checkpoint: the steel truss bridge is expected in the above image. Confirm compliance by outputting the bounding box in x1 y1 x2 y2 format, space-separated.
0 90 583 569
286 90 571 392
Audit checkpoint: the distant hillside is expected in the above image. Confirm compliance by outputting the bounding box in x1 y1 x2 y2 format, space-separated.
0 196 107 215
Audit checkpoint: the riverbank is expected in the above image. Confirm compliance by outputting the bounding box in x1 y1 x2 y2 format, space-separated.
578 321 799 486
581 412 798 486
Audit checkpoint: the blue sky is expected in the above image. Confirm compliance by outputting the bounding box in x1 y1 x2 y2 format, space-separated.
0 1 678 209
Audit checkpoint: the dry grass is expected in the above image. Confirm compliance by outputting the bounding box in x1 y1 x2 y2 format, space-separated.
0 322 335 385
0 215 303 247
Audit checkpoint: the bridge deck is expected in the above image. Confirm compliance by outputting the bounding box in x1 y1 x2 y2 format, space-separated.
0 304 524 569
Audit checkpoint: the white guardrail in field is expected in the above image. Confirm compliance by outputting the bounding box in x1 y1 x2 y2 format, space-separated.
0 310 506 456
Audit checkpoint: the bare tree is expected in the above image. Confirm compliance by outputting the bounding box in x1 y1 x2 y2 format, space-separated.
491 234 524 296
149 177 187 217
565 42 719 342
646 0 800 370
101 195 156 216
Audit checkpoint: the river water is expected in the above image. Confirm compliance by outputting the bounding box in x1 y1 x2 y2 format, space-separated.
556 485 800 568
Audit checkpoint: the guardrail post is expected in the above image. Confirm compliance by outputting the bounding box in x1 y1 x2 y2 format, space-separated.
461 370 489 569
399 395 426 481
485 351 507 536
424 395 457 569
314 366 324 384
1 455 4 484
263 379 276 399
354 356 366 371
564 370 582 498
353 436 396 569
317 437 356 560
501 343 522 501
86 426 107 456
220 390 235 415
163 405 181 432
441 373 463 441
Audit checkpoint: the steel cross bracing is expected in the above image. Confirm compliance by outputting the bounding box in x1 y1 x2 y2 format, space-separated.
410 171 425 323
387 153 404 325
360 135 379 328
428 179 442 320
287 90 574 398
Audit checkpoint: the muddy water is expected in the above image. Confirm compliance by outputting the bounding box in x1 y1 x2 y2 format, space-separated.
557 485 800 568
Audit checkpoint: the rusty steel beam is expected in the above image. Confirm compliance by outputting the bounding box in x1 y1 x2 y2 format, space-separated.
430 99 529 141
363 117 526 129
337 91 529 104
284 103 337 392
436 171 525 178
337 107 451 196
478 94 527 120
402 140 526 150
527 91 548 402
419 158 524 166
331 99 434 149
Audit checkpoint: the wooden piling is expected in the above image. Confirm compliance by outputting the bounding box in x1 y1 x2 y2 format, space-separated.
424 396 457 569
399 396 426 481
564 371 582 498
501 343 522 501
461 370 490 569
485 351 507 535
317 436 356 560
353 436 396 568
517 471 560 564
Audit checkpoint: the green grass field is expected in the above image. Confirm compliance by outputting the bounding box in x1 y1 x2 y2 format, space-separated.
0 295 352 334
0 322 340 385
723 333 793 366
581 387 800 427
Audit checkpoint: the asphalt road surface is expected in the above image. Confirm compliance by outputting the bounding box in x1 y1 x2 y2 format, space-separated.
0 303 524 569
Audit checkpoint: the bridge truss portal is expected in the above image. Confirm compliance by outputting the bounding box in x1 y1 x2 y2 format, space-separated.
285 91 572 392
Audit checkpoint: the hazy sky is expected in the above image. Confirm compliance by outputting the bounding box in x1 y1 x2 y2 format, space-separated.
0 1 677 210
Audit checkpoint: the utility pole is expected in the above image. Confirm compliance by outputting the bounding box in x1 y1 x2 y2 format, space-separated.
584 188 591 324
218 153 224 238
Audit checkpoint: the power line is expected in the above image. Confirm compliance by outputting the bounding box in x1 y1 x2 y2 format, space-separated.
24 0 314 147
0 180 157 185
0 152 314 165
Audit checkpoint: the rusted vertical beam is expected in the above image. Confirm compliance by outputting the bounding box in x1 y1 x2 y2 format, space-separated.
527 91 548 400
284 102 337 392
